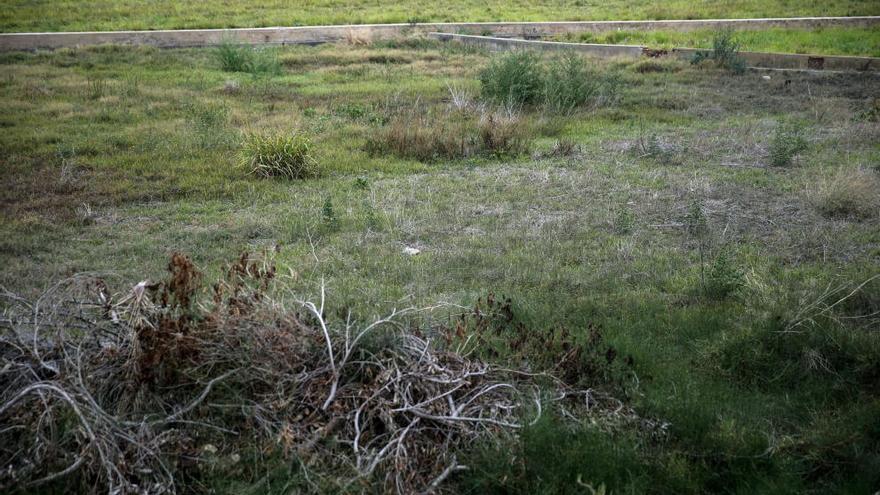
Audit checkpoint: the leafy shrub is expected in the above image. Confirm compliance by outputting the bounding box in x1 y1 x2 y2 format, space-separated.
813 167 880 220
215 41 281 75
691 29 746 74
769 120 809 166
544 53 621 114
479 50 544 106
543 52 595 113
240 132 318 179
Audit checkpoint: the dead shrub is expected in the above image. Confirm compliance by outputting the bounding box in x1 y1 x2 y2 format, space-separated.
0 254 646 494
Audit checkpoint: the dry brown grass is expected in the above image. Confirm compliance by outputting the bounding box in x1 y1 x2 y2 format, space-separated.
366 104 528 162
812 167 880 220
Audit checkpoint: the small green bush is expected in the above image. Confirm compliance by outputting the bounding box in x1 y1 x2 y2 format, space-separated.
215 41 280 75
769 120 809 167
479 50 544 106
544 53 621 113
704 249 745 300
240 132 318 179
322 196 340 231
480 51 620 113
543 52 595 113
691 29 747 74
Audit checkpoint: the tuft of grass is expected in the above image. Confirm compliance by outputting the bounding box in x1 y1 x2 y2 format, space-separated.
85 76 107 100
215 41 281 75
240 132 319 179
813 167 880 220
366 104 528 161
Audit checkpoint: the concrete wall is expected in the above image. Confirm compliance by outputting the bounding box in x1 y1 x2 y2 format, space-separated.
430 32 645 58
430 32 880 72
1 17 878 51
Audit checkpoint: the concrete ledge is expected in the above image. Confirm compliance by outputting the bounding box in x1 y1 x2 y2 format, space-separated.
1 16 879 51
671 48 879 71
430 32 644 57
431 32 880 72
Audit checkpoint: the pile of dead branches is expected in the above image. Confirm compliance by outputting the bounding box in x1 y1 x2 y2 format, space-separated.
0 253 654 494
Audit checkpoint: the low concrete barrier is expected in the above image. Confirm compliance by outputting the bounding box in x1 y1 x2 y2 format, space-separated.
430 32 644 57
671 48 879 71
1 17 878 51
430 32 880 72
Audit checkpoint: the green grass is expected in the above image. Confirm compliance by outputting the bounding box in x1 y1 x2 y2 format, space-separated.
1 40 879 493
1 0 879 32
556 26 880 57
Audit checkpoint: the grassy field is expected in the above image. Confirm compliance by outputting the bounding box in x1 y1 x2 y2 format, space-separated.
1 0 879 32
1 39 879 493
554 27 880 57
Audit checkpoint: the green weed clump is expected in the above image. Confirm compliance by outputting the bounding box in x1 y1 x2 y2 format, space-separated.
215 41 281 75
544 52 621 113
769 120 809 166
478 50 544 106
691 29 747 74
240 132 318 179
480 51 620 113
